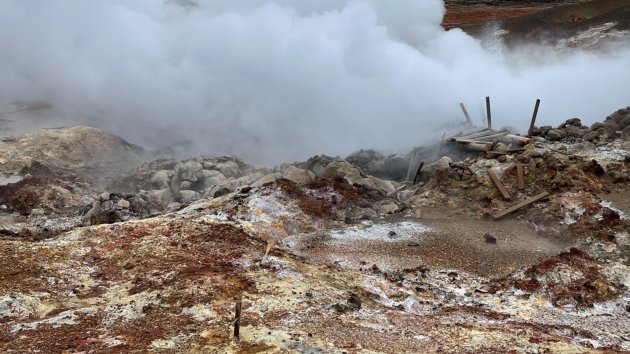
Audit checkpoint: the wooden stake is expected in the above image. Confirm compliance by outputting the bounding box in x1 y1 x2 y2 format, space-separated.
488 168 511 200
516 163 525 190
527 99 541 138
459 102 472 123
485 96 492 130
234 295 242 340
492 192 550 220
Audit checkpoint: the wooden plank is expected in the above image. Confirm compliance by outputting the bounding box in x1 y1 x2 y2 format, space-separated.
459 102 472 123
488 168 511 200
516 163 525 190
492 192 550 220
527 99 541 138
449 128 491 140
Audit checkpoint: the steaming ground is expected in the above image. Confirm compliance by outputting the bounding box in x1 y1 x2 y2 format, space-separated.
0 0 629 164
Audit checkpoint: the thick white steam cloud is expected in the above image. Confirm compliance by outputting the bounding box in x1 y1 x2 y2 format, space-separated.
0 0 629 164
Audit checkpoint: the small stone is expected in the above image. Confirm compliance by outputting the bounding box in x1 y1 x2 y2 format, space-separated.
0 205 7 210
497 155 507 163
116 199 130 209
347 293 362 309
484 233 497 244
98 192 110 201
388 230 398 239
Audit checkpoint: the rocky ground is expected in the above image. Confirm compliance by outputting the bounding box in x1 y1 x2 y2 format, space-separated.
0 105 629 352
1 2 629 351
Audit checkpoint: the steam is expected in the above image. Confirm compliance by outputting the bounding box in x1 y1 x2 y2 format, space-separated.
0 0 629 164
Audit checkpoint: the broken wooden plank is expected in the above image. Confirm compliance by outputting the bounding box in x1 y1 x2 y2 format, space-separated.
516 163 525 190
454 129 498 140
448 128 491 141
492 192 550 220
459 102 472 123
488 168 511 200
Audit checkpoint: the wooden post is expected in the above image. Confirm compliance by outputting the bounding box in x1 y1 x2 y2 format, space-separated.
459 103 472 124
234 295 242 340
527 99 541 138
516 163 525 190
492 192 550 220
488 168 511 200
485 96 492 130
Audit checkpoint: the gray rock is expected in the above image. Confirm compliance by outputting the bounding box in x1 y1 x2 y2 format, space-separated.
98 192 110 201
180 181 193 190
149 188 174 209
202 159 241 178
623 126 630 141
150 170 172 189
202 170 227 189
590 122 605 131
282 166 315 185
176 161 203 182
360 177 396 195
546 129 566 141
323 160 363 184
582 130 599 142
116 199 130 209
179 190 200 204
619 116 630 130
565 118 581 126
603 121 620 132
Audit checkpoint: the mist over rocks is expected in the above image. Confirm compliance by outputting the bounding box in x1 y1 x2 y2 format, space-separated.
1 1 630 164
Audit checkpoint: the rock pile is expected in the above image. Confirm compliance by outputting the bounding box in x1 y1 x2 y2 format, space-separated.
531 106 630 143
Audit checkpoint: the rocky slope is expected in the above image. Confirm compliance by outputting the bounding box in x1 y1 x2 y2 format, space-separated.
0 106 629 352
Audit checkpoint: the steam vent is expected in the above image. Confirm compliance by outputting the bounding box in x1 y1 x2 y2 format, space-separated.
1 1 630 352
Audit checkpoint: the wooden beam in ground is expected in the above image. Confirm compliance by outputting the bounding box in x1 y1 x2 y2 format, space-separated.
527 99 541 138
492 192 550 220
516 163 525 190
459 102 472 123
486 96 492 130
234 295 242 340
488 168 511 200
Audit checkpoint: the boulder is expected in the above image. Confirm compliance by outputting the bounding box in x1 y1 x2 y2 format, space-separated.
176 161 204 182
282 166 315 185
202 170 227 189
359 176 396 195
622 126 630 141
603 121 620 133
590 122 605 131
150 170 172 189
116 199 130 209
296 155 336 177
202 158 241 178
565 118 581 126
620 116 630 130
323 161 363 184
149 188 174 209
582 130 599 142
179 190 200 204
546 129 566 141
